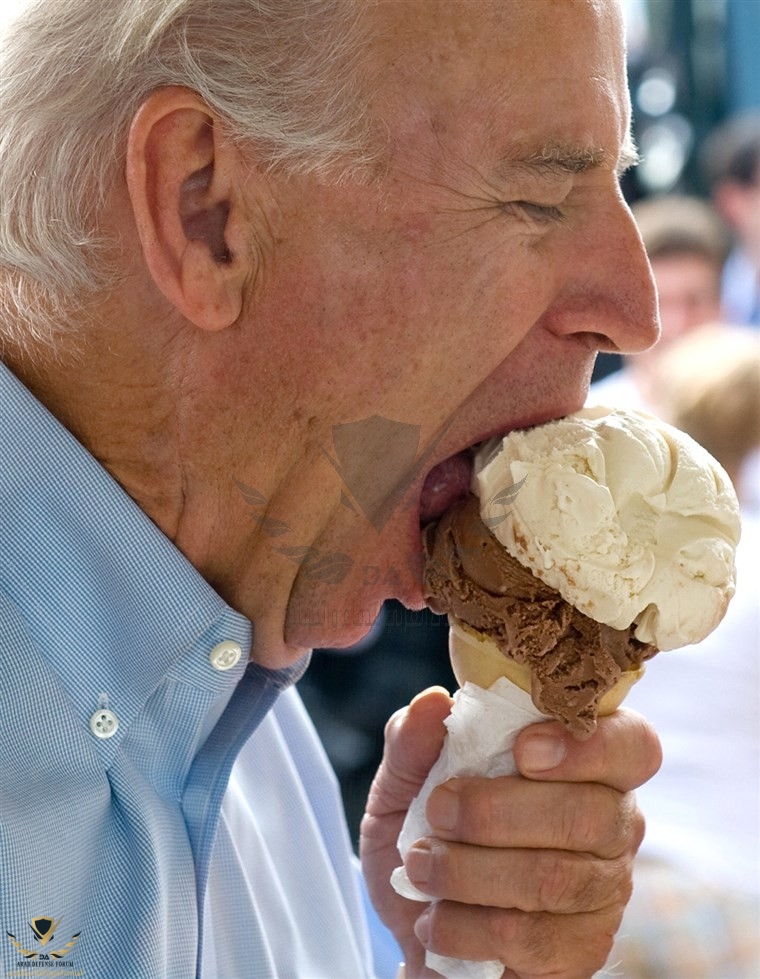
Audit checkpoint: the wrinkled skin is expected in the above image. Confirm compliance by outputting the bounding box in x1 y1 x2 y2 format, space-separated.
362 690 661 978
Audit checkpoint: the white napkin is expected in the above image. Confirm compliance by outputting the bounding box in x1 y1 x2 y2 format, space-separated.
391 678 548 979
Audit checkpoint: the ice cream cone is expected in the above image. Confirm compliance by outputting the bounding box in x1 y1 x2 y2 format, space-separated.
448 617 645 718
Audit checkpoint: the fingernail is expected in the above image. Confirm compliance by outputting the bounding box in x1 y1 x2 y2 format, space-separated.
414 907 432 947
520 732 567 772
428 785 459 831
406 842 433 885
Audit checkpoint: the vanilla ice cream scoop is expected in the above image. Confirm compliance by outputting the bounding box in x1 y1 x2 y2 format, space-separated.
475 406 741 650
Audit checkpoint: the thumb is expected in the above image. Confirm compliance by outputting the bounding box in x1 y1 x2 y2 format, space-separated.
366 686 453 818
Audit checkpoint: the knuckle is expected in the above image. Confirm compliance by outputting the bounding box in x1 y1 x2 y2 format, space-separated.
636 713 664 782
608 791 646 859
629 796 647 854
592 788 642 857
600 855 635 914
616 860 635 909
534 850 589 911
613 709 663 786
559 784 623 855
487 906 522 953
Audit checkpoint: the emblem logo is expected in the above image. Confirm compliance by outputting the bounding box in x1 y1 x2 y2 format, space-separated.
6 914 81 961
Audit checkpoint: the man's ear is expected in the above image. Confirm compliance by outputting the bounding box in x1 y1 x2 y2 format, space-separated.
125 86 250 331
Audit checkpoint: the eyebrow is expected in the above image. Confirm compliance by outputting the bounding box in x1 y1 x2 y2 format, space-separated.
498 138 641 180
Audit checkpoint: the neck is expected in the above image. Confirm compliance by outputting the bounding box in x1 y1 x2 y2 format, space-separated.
2 304 346 667
3 307 186 535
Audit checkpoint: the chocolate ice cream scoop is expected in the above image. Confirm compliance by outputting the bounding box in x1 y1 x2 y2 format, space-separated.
424 494 657 737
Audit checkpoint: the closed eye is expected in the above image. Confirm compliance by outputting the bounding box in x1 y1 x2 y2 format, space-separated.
503 200 564 224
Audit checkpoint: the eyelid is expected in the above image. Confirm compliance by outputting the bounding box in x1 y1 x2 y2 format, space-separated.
504 200 564 223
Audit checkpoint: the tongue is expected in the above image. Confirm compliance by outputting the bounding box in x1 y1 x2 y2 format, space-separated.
419 450 473 525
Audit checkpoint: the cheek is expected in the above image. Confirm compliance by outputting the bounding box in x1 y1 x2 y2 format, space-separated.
390 231 555 353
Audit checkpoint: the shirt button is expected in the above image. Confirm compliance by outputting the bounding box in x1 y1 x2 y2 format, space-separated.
89 708 119 739
209 640 242 672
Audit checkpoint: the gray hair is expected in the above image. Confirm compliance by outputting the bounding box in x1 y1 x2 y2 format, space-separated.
0 0 378 348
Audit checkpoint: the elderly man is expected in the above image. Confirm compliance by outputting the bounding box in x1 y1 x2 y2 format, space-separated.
0 1 661 977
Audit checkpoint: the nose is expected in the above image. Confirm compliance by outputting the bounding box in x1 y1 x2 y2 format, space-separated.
548 195 660 355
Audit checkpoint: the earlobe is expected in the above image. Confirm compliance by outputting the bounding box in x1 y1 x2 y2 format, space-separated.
125 87 247 331
179 240 242 330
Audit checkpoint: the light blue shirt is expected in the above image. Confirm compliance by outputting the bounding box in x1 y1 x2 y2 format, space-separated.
0 361 400 978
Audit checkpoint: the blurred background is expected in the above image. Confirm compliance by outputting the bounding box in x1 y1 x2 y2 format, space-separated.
621 0 758 198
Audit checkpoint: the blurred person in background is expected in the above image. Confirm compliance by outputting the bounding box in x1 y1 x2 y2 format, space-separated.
702 111 760 327
603 323 760 978
589 194 731 411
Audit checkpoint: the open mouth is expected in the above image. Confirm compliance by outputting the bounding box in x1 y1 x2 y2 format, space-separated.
418 403 581 529
419 448 474 526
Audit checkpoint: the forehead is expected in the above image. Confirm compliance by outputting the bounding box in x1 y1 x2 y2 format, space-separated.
370 0 625 68
367 0 630 168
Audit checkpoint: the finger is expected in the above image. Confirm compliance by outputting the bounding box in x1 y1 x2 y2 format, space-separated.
425 778 643 858
365 685 453 817
415 901 621 979
404 839 632 913
514 708 662 791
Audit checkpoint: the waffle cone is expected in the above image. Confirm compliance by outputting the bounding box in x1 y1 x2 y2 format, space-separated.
448 617 645 717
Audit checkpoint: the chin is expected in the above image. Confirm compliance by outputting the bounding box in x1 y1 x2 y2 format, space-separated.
284 586 387 651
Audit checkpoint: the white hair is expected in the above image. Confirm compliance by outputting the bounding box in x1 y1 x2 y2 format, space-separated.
0 0 378 347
